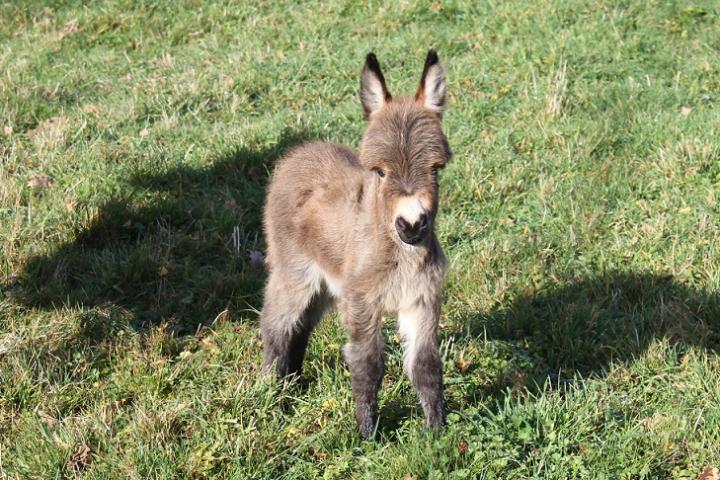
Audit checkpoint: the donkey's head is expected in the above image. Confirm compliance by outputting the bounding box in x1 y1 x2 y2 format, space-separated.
359 50 452 247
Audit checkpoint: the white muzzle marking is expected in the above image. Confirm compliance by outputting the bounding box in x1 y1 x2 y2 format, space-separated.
395 196 427 225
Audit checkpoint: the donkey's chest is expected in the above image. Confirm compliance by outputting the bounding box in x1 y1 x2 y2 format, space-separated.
306 244 443 314
379 263 437 315
315 260 426 310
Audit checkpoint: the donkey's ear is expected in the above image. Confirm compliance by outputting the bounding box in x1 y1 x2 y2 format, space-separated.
415 49 447 115
360 53 392 118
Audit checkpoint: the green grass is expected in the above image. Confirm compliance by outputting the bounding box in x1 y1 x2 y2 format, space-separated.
1 0 720 478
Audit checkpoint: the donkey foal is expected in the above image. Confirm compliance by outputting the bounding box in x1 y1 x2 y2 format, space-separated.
261 50 452 439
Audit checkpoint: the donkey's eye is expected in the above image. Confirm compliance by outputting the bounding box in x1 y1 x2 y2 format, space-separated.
374 168 385 178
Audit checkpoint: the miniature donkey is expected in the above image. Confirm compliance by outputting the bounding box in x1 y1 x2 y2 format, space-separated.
261 49 452 438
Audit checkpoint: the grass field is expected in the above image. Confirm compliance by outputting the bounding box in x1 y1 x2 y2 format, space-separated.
2 0 720 478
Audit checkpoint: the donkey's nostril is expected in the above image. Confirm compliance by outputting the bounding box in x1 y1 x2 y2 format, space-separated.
395 217 410 233
417 213 429 230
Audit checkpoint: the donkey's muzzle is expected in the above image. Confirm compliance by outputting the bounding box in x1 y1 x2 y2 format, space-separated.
395 213 429 245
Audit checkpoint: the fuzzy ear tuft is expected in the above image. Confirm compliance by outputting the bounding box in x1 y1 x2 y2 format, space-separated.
360 53 392 118
415 49 447 115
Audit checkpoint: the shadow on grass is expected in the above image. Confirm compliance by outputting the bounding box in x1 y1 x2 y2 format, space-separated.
458 271 720 396
5 129 313 334
374 271 720 438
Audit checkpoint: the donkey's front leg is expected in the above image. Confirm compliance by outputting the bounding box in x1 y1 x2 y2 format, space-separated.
398 301 445 428
342 300 385 439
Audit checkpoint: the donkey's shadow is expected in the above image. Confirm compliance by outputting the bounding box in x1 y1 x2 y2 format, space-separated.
457 271 720 397
5 129 312 334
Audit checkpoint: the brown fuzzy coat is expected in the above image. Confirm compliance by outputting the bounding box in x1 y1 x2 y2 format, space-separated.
261 50 451 438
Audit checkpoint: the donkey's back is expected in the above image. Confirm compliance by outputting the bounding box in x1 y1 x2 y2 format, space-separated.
264 141 364 280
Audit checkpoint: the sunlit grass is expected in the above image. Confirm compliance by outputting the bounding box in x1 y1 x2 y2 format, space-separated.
1 0 719 478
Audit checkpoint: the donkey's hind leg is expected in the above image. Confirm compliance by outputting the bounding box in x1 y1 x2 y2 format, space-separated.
261 269 329 378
